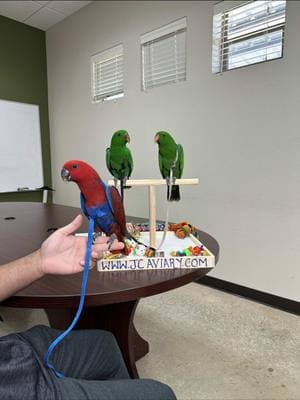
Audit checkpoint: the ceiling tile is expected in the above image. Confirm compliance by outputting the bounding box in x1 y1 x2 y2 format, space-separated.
0 1 41 22
24 6 65 30
47 1 92 15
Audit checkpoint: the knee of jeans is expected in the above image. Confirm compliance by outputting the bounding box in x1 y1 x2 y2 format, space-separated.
99 330 118 347
25 324 49 335
141 379 177 400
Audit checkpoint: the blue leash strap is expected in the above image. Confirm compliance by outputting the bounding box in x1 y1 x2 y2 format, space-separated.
44 217 95 378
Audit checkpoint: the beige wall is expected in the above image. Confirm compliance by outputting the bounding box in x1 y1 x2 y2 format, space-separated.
46 0 300 302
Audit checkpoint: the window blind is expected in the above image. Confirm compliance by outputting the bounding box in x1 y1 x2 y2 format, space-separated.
91 44 124 102
212 0 286 73
141 17 187 91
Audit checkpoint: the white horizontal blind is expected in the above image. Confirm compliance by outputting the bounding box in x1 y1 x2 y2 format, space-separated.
212 0 286 73
141 17 187 91
91 44 124 102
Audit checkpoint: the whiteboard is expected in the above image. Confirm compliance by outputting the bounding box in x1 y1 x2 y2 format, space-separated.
0 99 44 192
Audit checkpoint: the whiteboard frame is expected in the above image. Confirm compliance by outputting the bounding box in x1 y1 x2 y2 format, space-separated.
0 99 44 193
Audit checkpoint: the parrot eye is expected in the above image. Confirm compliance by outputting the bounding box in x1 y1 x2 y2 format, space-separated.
72 164 78 169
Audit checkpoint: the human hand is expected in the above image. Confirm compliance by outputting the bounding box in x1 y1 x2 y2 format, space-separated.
39 215 124 275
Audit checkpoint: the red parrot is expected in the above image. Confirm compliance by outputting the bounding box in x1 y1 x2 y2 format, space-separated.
60 160 155 257
61 160 127 242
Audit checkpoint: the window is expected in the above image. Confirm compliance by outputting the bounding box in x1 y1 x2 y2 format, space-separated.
212 0 286 73
141 17 187 91
91 44 124 102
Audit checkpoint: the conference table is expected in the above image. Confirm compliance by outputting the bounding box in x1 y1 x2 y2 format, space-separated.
0 202 219 378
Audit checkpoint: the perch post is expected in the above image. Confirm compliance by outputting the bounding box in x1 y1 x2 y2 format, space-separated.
107 178 199 247
148 185 156 248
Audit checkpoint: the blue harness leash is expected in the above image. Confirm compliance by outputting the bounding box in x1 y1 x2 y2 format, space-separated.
44 217 95 378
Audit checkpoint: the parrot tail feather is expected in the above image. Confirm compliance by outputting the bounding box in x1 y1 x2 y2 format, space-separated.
167 184 180 201
120 181 124 201
120 180 132 201
124 231 156 252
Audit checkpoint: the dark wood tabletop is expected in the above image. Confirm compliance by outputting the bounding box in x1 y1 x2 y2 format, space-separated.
0 202 219 378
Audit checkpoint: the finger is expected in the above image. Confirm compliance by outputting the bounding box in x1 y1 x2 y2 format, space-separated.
79 257 97 267
110 240 124 251
91 251 100 259
91 240 124 259
92 235 111 245
93 240 124 252
59 215 83 236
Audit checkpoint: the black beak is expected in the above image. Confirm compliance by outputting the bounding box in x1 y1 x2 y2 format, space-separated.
61 167 71 181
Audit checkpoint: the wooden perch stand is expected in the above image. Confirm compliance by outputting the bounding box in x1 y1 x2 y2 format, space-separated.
108 178 199 248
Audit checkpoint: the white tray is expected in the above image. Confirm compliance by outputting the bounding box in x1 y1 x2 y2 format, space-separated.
97 231 215 272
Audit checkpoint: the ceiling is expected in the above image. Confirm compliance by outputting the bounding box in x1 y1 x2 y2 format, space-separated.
0 1 93 31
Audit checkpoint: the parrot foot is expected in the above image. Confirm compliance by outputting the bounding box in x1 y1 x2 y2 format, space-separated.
107 233 118 250
123 178 131 189
92 232 103 243
166 177 176 201
166 177 177 188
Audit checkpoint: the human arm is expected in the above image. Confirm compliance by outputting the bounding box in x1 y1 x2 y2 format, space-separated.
0 215 124 301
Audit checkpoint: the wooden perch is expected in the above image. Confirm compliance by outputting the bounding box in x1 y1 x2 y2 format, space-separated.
108 178 199 187
107 178 199 248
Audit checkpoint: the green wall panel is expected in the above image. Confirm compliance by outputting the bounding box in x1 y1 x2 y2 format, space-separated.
0 15 51 202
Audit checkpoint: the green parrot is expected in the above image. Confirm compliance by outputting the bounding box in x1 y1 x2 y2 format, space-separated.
106 129 133 199
154 131 184 201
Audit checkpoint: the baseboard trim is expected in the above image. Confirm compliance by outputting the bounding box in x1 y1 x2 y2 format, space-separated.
198 276 300 316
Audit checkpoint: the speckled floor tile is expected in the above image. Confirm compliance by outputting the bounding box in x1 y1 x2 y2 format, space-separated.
135 283 300 400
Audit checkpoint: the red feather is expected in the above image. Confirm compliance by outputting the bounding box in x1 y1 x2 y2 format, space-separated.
109 186 126 235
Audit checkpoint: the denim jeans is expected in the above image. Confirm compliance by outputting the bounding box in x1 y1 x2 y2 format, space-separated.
0 325 176 400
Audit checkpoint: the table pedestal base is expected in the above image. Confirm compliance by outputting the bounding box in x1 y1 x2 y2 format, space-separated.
45 300 148 379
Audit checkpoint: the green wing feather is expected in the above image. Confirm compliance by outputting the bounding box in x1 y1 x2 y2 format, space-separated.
106 147 112 174
124 147 133 178
106 146 133 180
155 131 184 201
176 144 184 178
106 130 133 200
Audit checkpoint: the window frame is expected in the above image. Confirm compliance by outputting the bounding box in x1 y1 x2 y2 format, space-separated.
91 44 124 103
212 0 286 74
141 17 187 91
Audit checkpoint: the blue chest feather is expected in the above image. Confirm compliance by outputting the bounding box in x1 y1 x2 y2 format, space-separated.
80 186 115 233
86 203 114 233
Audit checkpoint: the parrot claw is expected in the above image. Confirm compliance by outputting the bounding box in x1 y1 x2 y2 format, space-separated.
166 176 176 185
92 232 103 244
107 233 118 250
